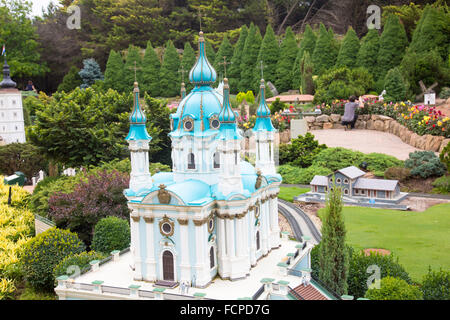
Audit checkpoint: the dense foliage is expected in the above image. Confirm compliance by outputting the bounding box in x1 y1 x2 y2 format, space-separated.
79 58 104 89
421 268 450 300
356 29 379 76
159 41 181 97
313 148 365 172
277 165 333 185
21 228 85 291
384 68 407 102
365 276 422 300
57 66 83 93
275 27 298 93
91 217 131 254
279 133 327 168
404 151 446 179
0 143 47 180
336 27 360 69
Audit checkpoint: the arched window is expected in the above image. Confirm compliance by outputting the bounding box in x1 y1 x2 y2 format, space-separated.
213 152 220 168
188 153 195 169
256 231 260 250
210 247 215 269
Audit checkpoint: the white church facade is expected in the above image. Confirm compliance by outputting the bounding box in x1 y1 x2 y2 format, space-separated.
0 59 26 144
124 31 282 287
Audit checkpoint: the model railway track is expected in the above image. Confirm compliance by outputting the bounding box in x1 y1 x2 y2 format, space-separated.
279 199 322 243
278 204 303 241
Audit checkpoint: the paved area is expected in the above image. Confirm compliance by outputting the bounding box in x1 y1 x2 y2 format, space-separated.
310 129 420 160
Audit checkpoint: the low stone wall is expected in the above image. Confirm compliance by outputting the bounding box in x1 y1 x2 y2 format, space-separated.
304 114 449 153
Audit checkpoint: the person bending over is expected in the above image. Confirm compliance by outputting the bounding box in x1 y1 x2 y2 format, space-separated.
342 95 363 130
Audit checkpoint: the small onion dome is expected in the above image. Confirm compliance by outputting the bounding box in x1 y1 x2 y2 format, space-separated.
189 31 217 85
0 60 16 89
254 79 275 132
218 78 235 123
126 82 151 141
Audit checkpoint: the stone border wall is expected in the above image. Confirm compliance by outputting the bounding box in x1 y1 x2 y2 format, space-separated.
304 114 449 153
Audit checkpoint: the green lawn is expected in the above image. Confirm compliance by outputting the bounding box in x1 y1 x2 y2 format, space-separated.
279 187 309 202
318 204 450 282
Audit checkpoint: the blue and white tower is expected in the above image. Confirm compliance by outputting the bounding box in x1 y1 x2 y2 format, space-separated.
125 82 153 194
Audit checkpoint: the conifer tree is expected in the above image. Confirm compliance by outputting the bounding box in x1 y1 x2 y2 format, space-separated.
214 36 234 80
124 45 143 90
228 25 248 93
336 27 360 69
159 40 181 97
292 25 317 90
253 24 279 91
205 40 216 66
275 27 298 93
79 58 104 89
181 42 196 92
377 14 408 81
318 184 349 297
300 51 314 95
357 29 380 76
408 5 450 60
104 49 125 92
384 67 407 102
312 24 338 75
57 66 83 93
141 41 161 97
239 23 262 93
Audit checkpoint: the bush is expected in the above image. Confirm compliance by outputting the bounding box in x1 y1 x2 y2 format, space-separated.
432 175 450 194
439 87 450 99
279 133 327 168
440 141 450 171
364 276 422 300
383 68 407 102
0 143 48 180
0 177 31 209
348 250 412 298
404 151 446 179
313 147 365 172
384 167 412 181
48 170 130 246
362 153 403 173
421 268 450 300
269 98 287 114
277 165 332 185
0 279 16 300
21 228 85 291
91 217 131 254
53 251 107 280
18 285 56 300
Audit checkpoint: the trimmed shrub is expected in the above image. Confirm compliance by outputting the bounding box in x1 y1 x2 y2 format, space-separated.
348 250 411 298
421 268 450 300
432 175 450 194
269 98 287 114
404 151 446 179
91 217 131 254
279 133 327 168
384 167 412 181
313 147 365 172
277 165 332 185
362 153 403 173
384 68 407 102
21 228 85 291
53 251 106 280
364 276 422 300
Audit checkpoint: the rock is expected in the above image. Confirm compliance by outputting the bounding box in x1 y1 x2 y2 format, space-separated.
366 120 374 130
316 115 330 122
280 131 291 143
439 139 450 153
361 115 371 121
384 120 391 132
425 135 444 152
333 123 345 129
305 116 316 123
311 125 322 130
378 115 392 121
374 120 384 131
330 114 341 123
355 120 366 129
323 122 333 129
402 130 412 144
409 133 419 146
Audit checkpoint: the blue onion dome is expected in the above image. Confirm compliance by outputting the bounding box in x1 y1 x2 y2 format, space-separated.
218 78 236 123
253 79 276 132
189 31 217 85
126 82 152 141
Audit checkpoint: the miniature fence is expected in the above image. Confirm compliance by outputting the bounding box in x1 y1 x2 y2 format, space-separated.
34 214 55 235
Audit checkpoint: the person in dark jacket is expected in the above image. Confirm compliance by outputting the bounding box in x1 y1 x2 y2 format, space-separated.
341 95 363 130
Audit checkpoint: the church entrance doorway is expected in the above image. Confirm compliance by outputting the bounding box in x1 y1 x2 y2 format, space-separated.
162 250 174 281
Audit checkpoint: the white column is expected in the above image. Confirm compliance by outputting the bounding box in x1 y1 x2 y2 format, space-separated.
235 217 243 257
261 200 269 255
194 221 209 286
144 217 156 281
226 218 235 258
131 214 142 280
178 219 190 282
249 208 256 266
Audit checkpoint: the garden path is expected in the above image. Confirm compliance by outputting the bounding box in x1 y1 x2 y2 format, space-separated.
310 129 420 160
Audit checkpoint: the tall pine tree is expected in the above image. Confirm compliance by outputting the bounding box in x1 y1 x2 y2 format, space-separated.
275 27 298 93
124 45 143 90
377 14 408 81
312 24 338 75
58 66 83 93
384 67 407 102
214 36 234 80
318 184 349 297
141 41 161 97
239 23 262 93
357 29 380 76
292 25 317 89
104 50 125 92
300 51 314 95
228 25 248 93
253 24 279 92
336 27 360 69
159 40 181 97
181 42 196 93
205 40 216 66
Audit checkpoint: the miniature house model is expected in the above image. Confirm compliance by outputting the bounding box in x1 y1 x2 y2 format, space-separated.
0 60 26 144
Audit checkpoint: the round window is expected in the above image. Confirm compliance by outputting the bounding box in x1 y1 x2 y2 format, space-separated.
184 120 193 131
162 222 172 234
211 119 220 129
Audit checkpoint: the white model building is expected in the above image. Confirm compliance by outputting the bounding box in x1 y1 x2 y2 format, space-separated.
0 59 26 144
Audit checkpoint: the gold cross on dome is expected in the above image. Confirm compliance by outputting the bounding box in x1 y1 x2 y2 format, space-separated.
219 56 232 78
259 60 266 79
128 61 142 82
178 65 186 83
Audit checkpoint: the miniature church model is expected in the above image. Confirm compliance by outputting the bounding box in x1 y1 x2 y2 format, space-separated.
123 31 282 288
0 59 26 144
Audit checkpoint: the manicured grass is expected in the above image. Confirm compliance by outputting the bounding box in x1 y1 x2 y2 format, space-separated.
318 204 450 282
278 187 309 202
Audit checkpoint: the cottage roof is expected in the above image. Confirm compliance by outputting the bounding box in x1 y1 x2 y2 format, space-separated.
266 95 314 103
336 166 365 179
310 175 328 186
353 178 399 191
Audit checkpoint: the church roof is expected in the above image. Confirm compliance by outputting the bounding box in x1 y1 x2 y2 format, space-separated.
254 79 276 132
189 31 216 85
126 82 151 141
217 78 241 140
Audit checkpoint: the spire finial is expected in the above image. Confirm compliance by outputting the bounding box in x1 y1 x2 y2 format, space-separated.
128 60 141 83
219 56 231 78
178 65 186 83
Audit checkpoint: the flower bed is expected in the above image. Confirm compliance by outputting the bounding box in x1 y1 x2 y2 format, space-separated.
317 99 449 138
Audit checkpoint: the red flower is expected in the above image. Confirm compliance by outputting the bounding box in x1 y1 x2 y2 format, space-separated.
432 124 436 128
